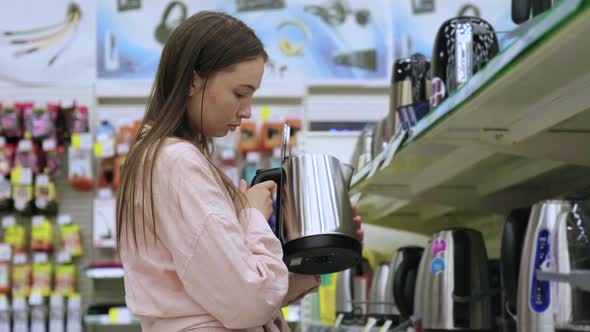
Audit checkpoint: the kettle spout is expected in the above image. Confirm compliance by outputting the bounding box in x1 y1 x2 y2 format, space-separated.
340 163 354 188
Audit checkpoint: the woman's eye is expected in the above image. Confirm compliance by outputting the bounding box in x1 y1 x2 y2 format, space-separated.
234 92 245 98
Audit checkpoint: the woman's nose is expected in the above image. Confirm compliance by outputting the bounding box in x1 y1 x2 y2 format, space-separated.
237 103 251 119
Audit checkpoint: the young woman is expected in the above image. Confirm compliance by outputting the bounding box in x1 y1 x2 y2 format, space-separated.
116 11 364 331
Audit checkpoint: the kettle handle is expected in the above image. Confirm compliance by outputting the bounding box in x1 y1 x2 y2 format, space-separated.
393 252 421 319
251 167 283 240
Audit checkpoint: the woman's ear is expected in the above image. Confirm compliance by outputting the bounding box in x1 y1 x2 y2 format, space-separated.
189 71 203 97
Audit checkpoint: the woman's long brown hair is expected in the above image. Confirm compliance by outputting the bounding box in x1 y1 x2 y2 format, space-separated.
116 11 268 250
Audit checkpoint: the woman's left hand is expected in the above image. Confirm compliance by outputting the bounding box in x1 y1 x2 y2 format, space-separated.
353 206 364 249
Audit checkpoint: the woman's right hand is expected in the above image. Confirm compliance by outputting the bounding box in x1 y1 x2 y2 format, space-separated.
239 179 276 219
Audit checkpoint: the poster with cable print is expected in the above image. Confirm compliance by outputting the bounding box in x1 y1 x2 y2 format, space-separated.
0 1 95 86
96 0 392 86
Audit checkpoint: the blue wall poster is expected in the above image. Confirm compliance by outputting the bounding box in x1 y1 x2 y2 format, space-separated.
392 0 517 60
97 0 393 85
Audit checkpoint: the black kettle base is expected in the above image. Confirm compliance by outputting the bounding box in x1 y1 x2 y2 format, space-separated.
425 329 494 332
283 234 362 275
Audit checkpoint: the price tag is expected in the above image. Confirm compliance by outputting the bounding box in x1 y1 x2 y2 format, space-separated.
380 129 407 171
379 320 393 332
57 215 72 225
0 244 11 262
29 291 43 306
56 250 71 264
13 253 27 265
35 175 49 186
93 142 104 157
42 138 57 152
18 140 32 152
33 252 48 264
32 216 45 227
117 143 130 154
368 153 384 178
2 216 15 229
363 317 378 332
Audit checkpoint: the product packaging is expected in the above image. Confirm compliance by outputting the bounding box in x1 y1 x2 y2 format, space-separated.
286 118 302 147
42 138 64 177
4 217 27 253
2 104 23 139
31 216 53 253
68 148 93 191
12 254 31 298
261 122 283 150
34 174 58 215
59 215 82 258
0 244 12 295
55 265 76 296
32 256 52 297
239 121 258 153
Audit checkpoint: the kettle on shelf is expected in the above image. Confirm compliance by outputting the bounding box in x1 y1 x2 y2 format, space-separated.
430 16 500 107
414 227 493 331
251 123 362 275
515 199 590 332
392 246 424 321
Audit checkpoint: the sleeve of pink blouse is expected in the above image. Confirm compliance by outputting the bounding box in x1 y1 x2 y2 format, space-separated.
157 143 289 329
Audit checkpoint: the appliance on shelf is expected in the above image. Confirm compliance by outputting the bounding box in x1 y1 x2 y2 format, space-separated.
251 124 361 275
414 228 493 331
431 16 500 107
515 199 590 332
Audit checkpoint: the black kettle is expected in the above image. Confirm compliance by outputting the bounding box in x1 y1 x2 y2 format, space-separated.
431 16 500 107
390 53 431 131
392 246 424 320
500 207 532 332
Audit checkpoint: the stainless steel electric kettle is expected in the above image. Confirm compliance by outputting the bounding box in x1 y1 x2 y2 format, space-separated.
251 124 362 275
414 227 493 331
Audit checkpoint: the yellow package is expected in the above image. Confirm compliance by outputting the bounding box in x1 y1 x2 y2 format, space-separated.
32 263 52 296
60 223 83 257
319 273 337 326
31 216 53 252
5 223 26 253
12 264 31 297
55 264 76 296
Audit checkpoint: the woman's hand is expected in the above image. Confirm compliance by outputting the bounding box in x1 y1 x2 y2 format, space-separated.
239 179 276 219
353 206 365 249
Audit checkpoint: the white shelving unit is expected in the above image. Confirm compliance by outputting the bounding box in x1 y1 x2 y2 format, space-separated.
351 0 590 232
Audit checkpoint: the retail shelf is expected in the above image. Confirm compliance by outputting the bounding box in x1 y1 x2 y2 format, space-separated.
351 1 590 231
84 314 140 326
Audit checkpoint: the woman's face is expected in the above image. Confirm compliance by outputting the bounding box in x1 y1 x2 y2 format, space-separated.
188 56 265 137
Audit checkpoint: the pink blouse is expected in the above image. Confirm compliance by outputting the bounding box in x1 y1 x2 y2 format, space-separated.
119 138 320 331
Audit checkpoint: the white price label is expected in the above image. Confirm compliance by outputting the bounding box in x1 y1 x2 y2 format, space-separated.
33 253 48 264
117 143 130 154
379 320 393 332
35 175 49 186
32 216 45 226
56 251 71 264
380 129 407 171
29 292 43 306
2 216 15 229
19 168 33 185
0 244 11 262
57 215 72 225
363 317 378 332
42 139 57 152
13 253 27 265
